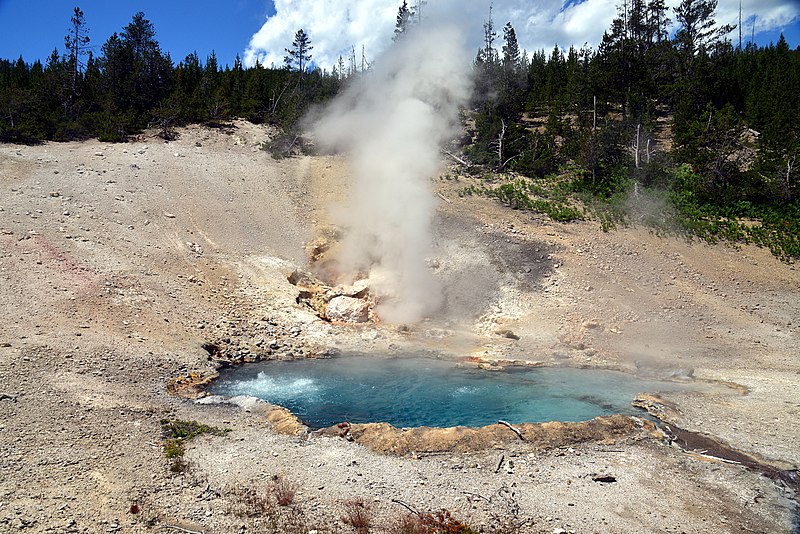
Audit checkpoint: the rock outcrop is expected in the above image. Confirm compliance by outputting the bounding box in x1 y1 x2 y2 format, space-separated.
288 268 374 323
326 295 370 323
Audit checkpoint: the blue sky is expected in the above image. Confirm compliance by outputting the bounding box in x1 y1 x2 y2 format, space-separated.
0 0 276 66
0 0 798 69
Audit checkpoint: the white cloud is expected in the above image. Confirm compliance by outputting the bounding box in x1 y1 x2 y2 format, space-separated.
244 0 397 68
714 0 800 43
244 0 800 69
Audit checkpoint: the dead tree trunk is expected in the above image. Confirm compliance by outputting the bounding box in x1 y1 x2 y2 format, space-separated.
270 81 291 115
497 118 506 169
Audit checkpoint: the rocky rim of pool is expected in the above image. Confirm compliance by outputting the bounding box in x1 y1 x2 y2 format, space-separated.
168 351 742 457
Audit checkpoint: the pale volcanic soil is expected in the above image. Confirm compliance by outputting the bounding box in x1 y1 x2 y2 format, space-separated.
0 121 798 533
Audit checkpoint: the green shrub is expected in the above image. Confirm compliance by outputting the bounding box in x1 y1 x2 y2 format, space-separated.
467 176 583 223
159 419 229 473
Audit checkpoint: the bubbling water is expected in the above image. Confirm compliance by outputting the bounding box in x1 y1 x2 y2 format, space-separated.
210 355 700 429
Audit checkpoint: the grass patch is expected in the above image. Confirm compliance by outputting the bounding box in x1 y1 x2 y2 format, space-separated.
464 164 799 262
163 438 185 459
159 419 230 473
160 419 228 440
462 174 583 223
341 498 373 532
671 165 800 261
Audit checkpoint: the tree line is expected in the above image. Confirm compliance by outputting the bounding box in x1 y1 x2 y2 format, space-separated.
0 9 340 143
471 0 798 199
466 0 798 258
0 2 798 257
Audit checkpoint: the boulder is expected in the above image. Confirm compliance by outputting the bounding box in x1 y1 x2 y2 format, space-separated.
326 296 370 323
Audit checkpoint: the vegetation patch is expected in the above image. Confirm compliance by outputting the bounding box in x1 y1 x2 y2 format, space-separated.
671 164 800 260
462 174 584 222
341 498 373 532
159 419 229 473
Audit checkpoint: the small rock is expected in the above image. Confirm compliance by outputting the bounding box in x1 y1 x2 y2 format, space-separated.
591 474 617 483
495 329 520 340
164 212 176 218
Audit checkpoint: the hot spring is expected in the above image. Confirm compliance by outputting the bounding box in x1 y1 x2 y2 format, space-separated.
209 355 698 429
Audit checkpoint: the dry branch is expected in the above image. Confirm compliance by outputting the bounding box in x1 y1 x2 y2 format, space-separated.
495 454 506 474
498 420 524 440
441 149 469 166
160 525 205 534
391 498 421 516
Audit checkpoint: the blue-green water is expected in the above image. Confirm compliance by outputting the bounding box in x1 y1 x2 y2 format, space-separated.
210 356 690 429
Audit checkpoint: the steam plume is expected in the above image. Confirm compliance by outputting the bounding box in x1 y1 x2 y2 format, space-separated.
310 25 473 324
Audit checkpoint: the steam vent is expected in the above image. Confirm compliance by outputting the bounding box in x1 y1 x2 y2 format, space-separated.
2 2 799 533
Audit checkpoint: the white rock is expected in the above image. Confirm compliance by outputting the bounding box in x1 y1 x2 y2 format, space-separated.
327 296 369 323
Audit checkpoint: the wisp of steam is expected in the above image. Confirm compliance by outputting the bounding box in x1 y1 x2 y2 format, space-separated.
310 25 473 324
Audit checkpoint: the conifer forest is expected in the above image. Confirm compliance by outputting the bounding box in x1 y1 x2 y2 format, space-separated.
1 1 798 259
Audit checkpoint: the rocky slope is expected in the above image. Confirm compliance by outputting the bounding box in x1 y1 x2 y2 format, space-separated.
0 121 798 533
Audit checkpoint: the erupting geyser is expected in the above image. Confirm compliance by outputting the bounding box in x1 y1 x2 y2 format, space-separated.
309 24 473 324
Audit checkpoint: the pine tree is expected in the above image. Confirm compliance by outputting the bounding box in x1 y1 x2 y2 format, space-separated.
393 1 412 42
480 6 498 67
119 12 173 124
646 0 670 42
673 0 735 59
411 0 426 24
499 22 525 118
122 12 158 62
64 7 90 94
502 22 520 68
284 29 313 74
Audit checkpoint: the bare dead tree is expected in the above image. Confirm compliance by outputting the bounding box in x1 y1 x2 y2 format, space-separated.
496 118 506 168
784 154 796 202
269 75 296 117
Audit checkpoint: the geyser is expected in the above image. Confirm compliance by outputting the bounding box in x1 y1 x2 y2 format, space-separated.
209 355 699 429
309 24 473 324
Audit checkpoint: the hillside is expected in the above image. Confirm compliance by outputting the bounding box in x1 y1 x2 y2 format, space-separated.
0 123 798 532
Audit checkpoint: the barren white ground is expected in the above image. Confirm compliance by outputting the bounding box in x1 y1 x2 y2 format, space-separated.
1 122 798 533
